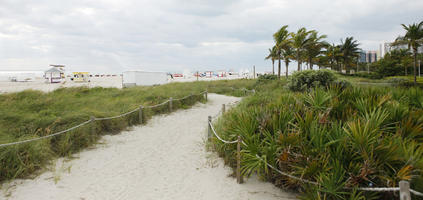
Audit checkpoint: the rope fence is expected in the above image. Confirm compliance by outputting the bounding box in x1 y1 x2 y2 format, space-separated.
0 90 208 148
207 104 423 199
0 88 244 148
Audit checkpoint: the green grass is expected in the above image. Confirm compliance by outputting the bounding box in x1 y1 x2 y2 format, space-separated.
211 82 423 199
335 73 387 84
385 75 423 83
0 79 256 182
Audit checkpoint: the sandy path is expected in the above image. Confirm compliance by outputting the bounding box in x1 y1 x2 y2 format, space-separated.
2 94 296 200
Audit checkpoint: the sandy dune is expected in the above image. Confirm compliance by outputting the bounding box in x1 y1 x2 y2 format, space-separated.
1 94 296 200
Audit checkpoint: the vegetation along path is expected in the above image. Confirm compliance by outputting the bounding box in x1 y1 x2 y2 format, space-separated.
2 93 296 200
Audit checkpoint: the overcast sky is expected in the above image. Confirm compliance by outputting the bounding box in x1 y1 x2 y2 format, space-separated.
0 0 422 73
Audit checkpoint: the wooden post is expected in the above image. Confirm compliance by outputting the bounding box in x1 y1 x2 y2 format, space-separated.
139 106 143 124
253 65 255 79
169 97 173 112
90 116 95 134
205 90 208 101
222 104 226 113
237 136 243 184
208 116 212 139
244 89 247 96
400 181 411 200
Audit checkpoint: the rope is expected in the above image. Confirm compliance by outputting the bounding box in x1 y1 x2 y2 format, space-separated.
145 100 170 108
94 108 140 121
208 121 238 144
256 154 404 192
411 189 423 196
173 94 193 101
255 154 319 185
0 90 207 147
0 120 92 147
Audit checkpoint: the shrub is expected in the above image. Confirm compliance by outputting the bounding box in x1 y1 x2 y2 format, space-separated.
254 74 278 87
331 79 352 90
355 71 383 79
388 78 414 87
212 86 423 199
287 69 337 91
257 74 278 81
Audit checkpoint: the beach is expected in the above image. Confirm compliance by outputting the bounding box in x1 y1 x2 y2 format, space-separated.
1 93 296 200
0 75 246 94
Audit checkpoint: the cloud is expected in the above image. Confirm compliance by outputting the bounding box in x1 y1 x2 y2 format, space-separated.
0 0 422 73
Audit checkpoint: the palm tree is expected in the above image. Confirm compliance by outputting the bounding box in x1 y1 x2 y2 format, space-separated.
392 21 423 84
304 31 327 70
290 28 312 71
340 37 360 74
390 49 412 75
273 25 291 79
265 46 278 75
282 46 294 77
324 44 340 71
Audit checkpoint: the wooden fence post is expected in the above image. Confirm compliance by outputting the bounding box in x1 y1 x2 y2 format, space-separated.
208 116 212 139
169 97 173 112
139 106 143 124
90 116 95 135
400 180 411 200
222 104 226 113
237 136 243 184
205 90 208 101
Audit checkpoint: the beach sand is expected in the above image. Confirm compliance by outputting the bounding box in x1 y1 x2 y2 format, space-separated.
1 93 296 200
0 75 245 94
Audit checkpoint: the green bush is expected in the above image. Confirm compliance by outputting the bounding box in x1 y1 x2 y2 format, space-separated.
331 79 352 90
212 86 423 199
355 71 383 79
287 69 337 91
257 74 278 81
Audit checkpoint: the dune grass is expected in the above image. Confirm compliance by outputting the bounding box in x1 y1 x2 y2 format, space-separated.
0 79 256 182
212 82 423 199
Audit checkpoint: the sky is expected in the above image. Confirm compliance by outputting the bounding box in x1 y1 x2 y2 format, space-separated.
0 0 422 74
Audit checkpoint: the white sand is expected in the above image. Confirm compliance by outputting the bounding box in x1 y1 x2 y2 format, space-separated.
1 94 296 200
0 76 245 94
0 77 123 94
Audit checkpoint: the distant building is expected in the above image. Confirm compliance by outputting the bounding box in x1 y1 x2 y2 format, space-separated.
366 51 378 63
358 51 366 63
380 42 423 58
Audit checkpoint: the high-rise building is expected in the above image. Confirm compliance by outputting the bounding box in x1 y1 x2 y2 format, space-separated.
366 51 378 63
358 51 366 63
380 42 423 57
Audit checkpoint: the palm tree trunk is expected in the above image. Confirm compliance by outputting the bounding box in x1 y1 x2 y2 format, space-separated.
297 52 301 71
272 60 275 75
285 60 289 77
405 65 407 76
414 50 417 84
278 59 281 79
309 57 313 70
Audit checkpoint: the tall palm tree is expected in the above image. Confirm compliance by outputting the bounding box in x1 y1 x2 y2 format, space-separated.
393 21 423 84
290 28 312 71
273 25 291 79
304 31 327 70
340 37 360 74
324 43 340 71
282 46 294 77
265 46 278 75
